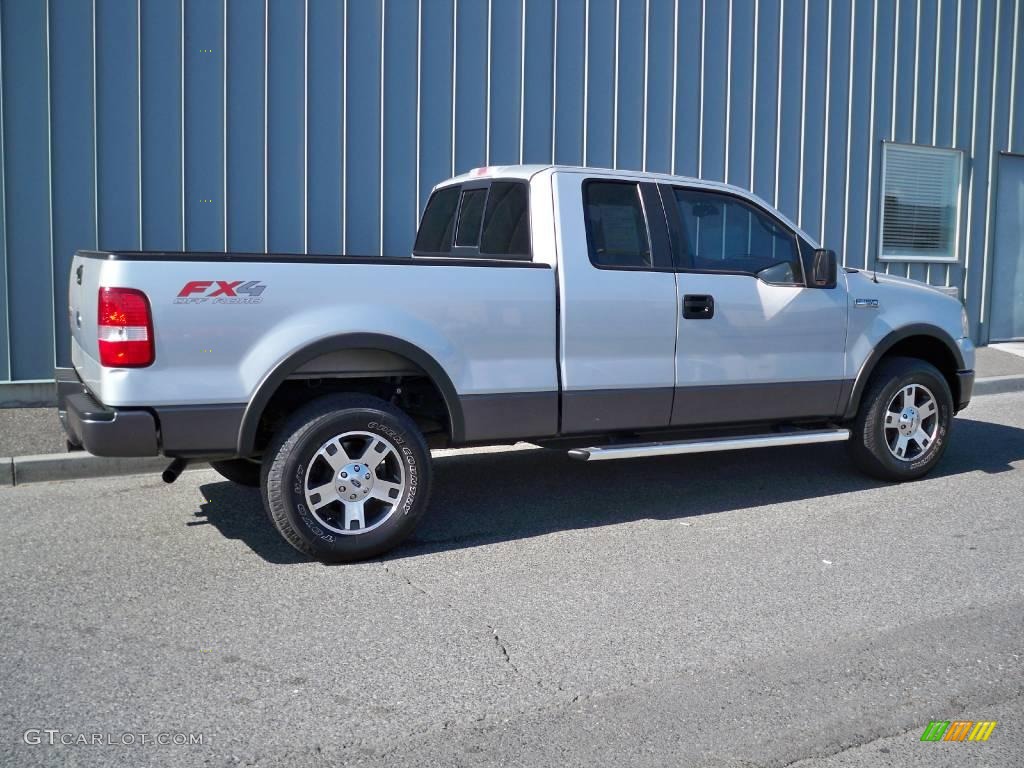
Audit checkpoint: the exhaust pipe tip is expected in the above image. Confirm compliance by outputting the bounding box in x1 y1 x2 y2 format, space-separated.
162 457 188 484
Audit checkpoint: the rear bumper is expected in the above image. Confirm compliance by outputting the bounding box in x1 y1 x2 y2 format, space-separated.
56 367 159 457
955 369 975 412
56 367 245 459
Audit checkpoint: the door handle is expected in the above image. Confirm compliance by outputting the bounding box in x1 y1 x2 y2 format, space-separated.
683 294 715 319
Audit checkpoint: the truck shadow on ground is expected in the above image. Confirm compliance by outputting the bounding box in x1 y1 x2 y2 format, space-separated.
194 415 1024 564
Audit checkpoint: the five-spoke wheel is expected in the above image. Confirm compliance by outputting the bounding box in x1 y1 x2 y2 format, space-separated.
304 431 407 534
261 394 432 562
882 383 939 461
850 357 953 481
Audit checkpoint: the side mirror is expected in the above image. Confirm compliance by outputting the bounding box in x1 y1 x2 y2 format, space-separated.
810 248 837 288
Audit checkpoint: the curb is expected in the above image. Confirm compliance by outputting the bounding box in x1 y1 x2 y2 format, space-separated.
972 374 1024 397
1 453 208 487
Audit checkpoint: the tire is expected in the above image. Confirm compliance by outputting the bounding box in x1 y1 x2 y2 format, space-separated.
849 356 954 482
209 458 262 487
261 394 432 562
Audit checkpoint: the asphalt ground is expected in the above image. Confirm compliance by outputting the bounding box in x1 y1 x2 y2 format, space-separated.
979 344 1024 377
0 406 68 458
1 391 1023 767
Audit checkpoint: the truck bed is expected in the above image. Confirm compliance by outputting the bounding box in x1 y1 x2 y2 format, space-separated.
68 250 559 439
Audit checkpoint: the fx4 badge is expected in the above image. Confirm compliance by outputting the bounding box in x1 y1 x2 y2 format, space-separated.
175 280 267 305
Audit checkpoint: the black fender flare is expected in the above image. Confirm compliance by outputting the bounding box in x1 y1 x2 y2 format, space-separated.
841 323 965 420
237 333 464 455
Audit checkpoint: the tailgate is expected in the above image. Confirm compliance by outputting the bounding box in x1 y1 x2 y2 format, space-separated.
67 253 101 366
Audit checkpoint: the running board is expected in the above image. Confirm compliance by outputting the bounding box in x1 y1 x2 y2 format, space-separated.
567 428 850 461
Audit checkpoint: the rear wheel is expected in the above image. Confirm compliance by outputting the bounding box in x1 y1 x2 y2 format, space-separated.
849 357 953 482
261 394 432 562
209 458 261 487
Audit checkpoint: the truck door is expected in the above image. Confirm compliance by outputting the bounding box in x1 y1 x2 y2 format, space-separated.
661 185 848 426
554 174 679 433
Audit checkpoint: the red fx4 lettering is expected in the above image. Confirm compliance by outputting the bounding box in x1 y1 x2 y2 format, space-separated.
209 281 242 297
177 280 213 297
176 280 267 299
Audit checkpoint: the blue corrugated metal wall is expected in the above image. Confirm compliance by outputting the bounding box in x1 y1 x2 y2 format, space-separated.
0 0 1021 382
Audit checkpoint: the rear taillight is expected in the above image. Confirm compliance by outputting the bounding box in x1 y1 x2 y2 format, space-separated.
97 287 154 367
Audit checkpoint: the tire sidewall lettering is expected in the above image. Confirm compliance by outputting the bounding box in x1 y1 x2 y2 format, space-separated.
882 374 950 473
908 406 948 470
291 460 336 543
369 420 418 515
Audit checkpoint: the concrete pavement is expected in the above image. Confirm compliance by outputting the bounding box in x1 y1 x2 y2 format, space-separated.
1 390 1023 766
976 344 1024 377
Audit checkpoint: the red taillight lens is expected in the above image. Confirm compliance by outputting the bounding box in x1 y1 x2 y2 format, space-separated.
97 287 154 367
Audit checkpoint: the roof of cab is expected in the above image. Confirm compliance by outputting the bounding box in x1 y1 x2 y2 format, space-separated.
433 164 817 247
438 165 553 184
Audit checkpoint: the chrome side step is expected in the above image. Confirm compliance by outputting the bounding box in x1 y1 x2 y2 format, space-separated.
568 428 850 461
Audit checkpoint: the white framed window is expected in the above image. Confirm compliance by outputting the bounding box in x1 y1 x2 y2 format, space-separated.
878 142 963 263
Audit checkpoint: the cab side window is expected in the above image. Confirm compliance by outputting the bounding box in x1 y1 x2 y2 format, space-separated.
672 189 804 284
584 181 652 268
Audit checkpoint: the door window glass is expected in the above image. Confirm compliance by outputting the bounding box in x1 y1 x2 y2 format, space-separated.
673 189 803 284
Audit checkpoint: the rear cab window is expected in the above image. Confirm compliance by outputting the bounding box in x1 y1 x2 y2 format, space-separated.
413 186 460 254
414 180 532 260
454 188 488 247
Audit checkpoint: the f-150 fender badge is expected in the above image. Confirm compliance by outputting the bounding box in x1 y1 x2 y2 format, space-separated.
174 280 267 305
854 298 879 309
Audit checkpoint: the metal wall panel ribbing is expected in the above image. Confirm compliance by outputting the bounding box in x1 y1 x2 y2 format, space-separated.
50 0 96 374
0 6 8 382
225 0 265 253
0 0 1020 383
2 0 53 381
383 0 419 256
141 0 184 252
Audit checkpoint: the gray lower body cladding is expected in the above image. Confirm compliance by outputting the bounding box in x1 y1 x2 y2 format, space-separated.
670 379 847 427
560 388 675 434
558 380 849 435
458 391 560 442
58 365 861 458
459 373 974 442
155 404 246 456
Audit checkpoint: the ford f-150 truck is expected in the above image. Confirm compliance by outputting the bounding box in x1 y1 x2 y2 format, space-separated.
57 165 975 562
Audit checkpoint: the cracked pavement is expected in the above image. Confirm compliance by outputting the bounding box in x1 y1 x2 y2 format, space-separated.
2 391 1024 766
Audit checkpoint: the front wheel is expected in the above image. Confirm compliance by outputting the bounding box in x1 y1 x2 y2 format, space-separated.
261 394 432 562
849 357 954 482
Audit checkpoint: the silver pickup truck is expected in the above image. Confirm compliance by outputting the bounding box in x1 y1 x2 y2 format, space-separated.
58 165 975 561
